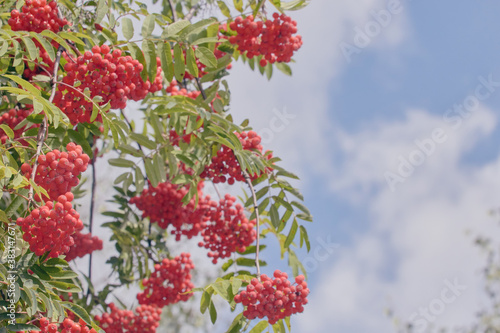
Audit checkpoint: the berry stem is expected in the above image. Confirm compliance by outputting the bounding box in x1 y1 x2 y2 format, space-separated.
243 170 261 278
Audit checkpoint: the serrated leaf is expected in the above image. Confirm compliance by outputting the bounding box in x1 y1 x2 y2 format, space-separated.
249 321 269 333
21 36 37 61
284 219 298 248
209 301 217 324
142 15 155 37
95 0 108 24
200 290 212 314
270 204 280 228
158 42 173 82
173 44 185 82
217 1 231 17
165 20 190 37
186 47 198 78
122 17 134 40
195 46 217 68
108 158 136 168
0 124 14 139
61 302 92 325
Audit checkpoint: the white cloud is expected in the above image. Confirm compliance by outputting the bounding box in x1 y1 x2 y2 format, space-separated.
297 106 500 332
227 0 411 183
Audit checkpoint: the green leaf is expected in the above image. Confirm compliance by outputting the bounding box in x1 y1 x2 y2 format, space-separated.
142 15 155 37
5 188 28 218
299 225 311 252
217 1 231 17
144 158 159 187
0 209 8 223
212 280 231 301
233 0 244 11
2 74 40 96
269 204 280 229
143 39 157 82
122 17 134 40
178 18 217 40
130 133 156 150
280 0 310 10
195 46 217 68
186 47 198 78
0 124 14 139
291 200 312 218
275 62 292 76
284 219 298 248
29 33 55 61
200 290 212 314
47 281 82 293
21 36 37 61
165 20 191 37
61 302 92 325
209 301 217 324
158 42 174 82
249 321 269 333
6 323 41 331
108 158 136 168
95 0 108 24
173 44 185 82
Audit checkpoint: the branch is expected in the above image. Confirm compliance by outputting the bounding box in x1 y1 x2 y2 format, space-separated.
195 77 207 100
87 152 97 296
243 171 261 277
168 0 178 22
28 46 63 203
184 4 200 21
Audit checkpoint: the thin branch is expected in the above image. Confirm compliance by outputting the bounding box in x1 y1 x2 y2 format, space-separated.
120 109 144 153
28 46 63 203
211 181 222 200
168 0 178 22
184 4 200 21
87 152 97 296
243 171 261 277
195 78 207 100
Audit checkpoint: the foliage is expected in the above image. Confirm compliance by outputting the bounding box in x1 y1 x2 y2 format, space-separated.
0 0 312 332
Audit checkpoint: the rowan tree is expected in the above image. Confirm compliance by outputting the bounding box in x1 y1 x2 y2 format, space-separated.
0 0 311 332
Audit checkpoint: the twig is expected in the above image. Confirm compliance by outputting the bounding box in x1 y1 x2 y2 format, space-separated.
87 152 97 296
120 109 144 153
168 0 178 22
211 181 222 200
184 4 200 21
243 171 260 277
28 46 64 204
195 78 207 100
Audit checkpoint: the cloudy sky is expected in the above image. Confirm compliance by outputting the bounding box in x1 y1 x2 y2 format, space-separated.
225 0 500 332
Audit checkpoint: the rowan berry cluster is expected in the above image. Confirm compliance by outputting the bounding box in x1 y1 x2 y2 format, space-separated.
95 303 162 333
23 47 56 80
165 80 201 99
199 194 257 264
64 231 103 261
234 270 309 324
0 106 36 144
200 131 271 184
21 143 89 201
130 181 212 240
55 46 162 125
17 192 83 257
227 13 302 67
9 0 69 33
137 253 194 307
21 317 98 333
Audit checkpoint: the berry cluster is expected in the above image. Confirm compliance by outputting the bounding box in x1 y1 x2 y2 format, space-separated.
23 46 56 80
130 181 211 241
9 0 69 33
64 231 103 261
21 143 89 201
165 80 201 99
17 192 83 257
227 14 302 67
137 253 194 307
234 271 309 324
0 106 36 144
200 131 271 184
20 317 98 333
199 194 257 264
95 303 162 333
55 46 162 125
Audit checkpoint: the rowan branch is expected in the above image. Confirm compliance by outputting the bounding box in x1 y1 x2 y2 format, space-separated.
168 0 178 22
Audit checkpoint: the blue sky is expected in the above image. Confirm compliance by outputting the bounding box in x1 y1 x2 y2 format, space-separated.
225 0 500 332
